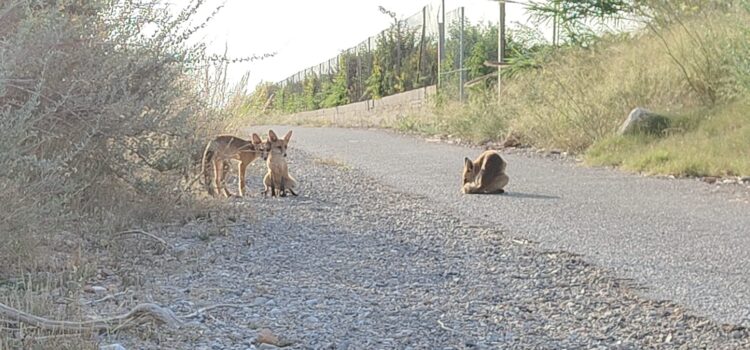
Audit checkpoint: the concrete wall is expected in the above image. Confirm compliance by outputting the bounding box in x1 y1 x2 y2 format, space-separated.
283 85 436 127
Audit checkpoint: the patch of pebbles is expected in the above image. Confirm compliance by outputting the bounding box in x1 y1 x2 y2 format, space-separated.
92 151 749 349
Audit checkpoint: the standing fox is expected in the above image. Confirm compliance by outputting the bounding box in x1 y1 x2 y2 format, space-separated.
263 129 298 197
462 150 509 194
201 133 266 197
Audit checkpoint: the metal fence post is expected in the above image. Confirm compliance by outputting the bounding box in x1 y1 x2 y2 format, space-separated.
417 5 426 87
498 0 506 101
437 0 445 90
459 7 465 102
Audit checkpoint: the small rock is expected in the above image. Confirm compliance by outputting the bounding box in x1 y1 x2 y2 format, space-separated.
618 107 670 135
741 176 750 184
702 176 718 184
256 328 280 346
251 297 268 306
84 285 107 295
304 315 319 328
99 345 126 350
501 130 522 148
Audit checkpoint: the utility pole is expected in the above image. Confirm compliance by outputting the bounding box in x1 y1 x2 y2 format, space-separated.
459 7 465 101
498 0 506 100
438 0 445 89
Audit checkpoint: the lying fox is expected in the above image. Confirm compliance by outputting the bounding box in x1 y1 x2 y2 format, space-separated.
462 150 509 194
263 129 298 197
201 133 266 197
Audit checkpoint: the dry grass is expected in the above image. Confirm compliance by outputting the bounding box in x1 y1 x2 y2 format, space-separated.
0 0 248 345
387 6 750 177
587 98 750 177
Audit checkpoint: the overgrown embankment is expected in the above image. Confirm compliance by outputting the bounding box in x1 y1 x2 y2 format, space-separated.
246 3 750 178
405 5 750 177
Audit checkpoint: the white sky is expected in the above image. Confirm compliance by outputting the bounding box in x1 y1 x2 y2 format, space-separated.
167 0 545 89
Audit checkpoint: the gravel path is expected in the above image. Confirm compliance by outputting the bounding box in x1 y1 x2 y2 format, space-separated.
245 126 750 327
91 148 749 349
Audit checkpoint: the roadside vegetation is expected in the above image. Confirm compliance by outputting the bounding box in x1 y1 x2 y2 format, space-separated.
239 0 750 178
0 0 259 347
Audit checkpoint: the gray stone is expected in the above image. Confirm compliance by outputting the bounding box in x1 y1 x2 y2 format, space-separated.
618 107 669 135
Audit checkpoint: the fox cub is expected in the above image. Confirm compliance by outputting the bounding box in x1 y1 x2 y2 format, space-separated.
263 129 298 197
201 133 266 197
462 150 509 194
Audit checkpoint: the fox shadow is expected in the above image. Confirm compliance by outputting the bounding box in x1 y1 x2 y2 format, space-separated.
501 191 560 200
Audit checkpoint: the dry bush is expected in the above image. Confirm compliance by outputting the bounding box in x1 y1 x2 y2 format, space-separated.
0 0 252 343
0 0 232 266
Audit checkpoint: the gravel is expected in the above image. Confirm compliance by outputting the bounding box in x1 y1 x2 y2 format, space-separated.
88 148 749 349
253 126 750 327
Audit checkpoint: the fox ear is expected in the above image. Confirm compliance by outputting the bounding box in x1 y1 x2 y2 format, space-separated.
283 130 293 143
464 157 473 169
268 130 278 142
251 133 262 143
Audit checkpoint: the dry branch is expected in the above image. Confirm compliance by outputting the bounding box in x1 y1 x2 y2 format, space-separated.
464 72 498 88
113 229 170 252
483 60 512 68
0 302 183 333
181 303 245 319
81 292 126 306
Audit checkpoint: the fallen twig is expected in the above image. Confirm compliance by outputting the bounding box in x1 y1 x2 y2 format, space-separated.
113 229 170 252
180 304 245 319
437 320 459 334
0 302 183 333
81 292 126 306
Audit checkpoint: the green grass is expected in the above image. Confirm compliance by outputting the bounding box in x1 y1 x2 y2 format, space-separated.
587 99 750 176
386 8 750 177
244 7 750 178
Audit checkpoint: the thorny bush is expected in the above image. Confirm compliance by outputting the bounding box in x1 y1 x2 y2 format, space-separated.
0 0 238 274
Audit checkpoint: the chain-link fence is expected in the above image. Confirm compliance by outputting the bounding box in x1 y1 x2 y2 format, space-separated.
270 1 541 112
277 5 439 92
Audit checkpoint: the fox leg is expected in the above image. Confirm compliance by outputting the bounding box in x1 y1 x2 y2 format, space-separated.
204 153 215 196
212 159 225 197
266 173 277 197
221 161 233 197
237 161 249 197
262 173 271 197
279 177 287 197
462 182 480 194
